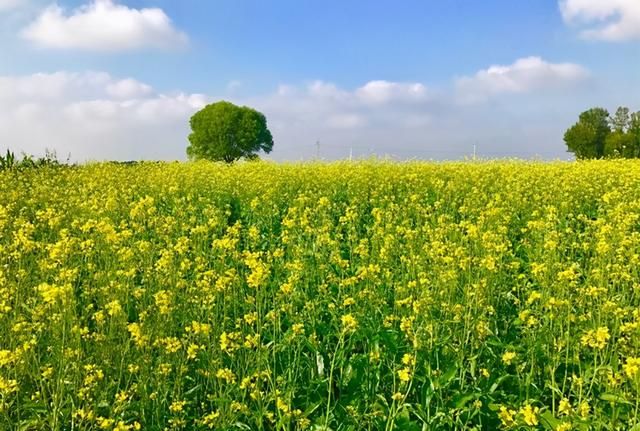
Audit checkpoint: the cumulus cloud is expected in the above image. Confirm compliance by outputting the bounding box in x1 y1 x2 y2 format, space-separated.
248 80 435 132
560 0 640 41
0 73 443 161
1 59 590 162
455 56 589 104
106 78 153 99
234 74 583 160
356 81 428 105
21 0 188 51
0 71 206 160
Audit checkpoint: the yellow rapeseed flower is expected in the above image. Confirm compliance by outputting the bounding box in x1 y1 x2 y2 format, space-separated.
341 314 358 333
397 367 411 382
558 398 572 416
169 400 186 413
0 375 18 395
623 357 640 379
519 404 539 426
498 406 516 427
201 411 220 428
502 351 516 365
578 401 590 418
216 368 236 384
402 353 415 366
556 422 572 431
580 327 610 350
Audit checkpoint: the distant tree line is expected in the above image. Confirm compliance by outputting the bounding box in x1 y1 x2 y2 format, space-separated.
564 107 640 159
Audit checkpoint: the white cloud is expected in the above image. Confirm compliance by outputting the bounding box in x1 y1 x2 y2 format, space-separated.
0 72 440 161
0 0 25 12
560 0 640 41
325 113 367 129
0 71 111 100
1 59 594 162
21 0 188 51
356 81 428 105
249 80 434 133
455 56 589 104
0 71 206 161
106 78 153 99
307 80 349 102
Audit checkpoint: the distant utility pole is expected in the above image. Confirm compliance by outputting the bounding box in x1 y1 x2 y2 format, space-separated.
349 146 353 161
316 140 320 159
473 142 477 161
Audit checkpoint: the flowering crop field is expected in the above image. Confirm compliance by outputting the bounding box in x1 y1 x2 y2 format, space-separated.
1 161 640 431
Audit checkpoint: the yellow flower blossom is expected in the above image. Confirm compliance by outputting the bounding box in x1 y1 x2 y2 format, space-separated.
581 327 610 350
578 401 590 418
169 400 186 413
498 406 516 427
341 314 358 333
105 300 123 317
216 368 236 384
558 398 572 416
556 422 572 431
201 411 220 428
292 323 305 336
397 367 412 382
502 351 516 365
402 353 415 366
519 404 539 426
0 375 18 395
623 357 640 379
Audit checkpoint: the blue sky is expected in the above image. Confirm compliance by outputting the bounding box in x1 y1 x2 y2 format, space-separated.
0 0 639 161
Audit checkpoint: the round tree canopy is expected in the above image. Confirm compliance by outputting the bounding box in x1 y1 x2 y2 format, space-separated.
187 101 273 163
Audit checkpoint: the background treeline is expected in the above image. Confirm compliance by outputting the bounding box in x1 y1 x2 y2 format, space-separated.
564 107 640 159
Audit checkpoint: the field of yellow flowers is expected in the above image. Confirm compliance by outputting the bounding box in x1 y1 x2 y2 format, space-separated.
1 161 639 430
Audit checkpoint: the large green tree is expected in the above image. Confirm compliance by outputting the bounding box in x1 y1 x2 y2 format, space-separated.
603 107 640 158
564 108 610 159
628 111 640 157
187 101 274 163
611 106 630 132
605 107 635 157
605 131 636 158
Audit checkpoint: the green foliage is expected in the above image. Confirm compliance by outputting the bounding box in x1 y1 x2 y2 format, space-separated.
187 101 274 163
565 106 640 159
0 150 16 170
0 149 61 171
564 108 610 159
605 131 637 158
611 107 630 132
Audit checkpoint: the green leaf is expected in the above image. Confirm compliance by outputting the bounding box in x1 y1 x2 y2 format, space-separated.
97 401 110 409
435 365 457 388
539 411 561 430
453 393 476 409
489 374 511 393
599 393 631 404
184 384 201 395
395 408 421 431
488 403 501 412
